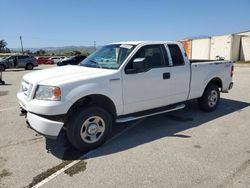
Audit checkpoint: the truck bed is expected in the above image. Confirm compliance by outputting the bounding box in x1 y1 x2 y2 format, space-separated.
188 59 233 100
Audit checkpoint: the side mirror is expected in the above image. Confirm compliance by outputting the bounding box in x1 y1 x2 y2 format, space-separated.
126 58 146 74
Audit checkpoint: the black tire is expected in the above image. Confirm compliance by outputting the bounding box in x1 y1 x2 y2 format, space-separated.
0 65 6 71
57 62 63 66
66 106 112 152
25 63 34 70
198 84 220 112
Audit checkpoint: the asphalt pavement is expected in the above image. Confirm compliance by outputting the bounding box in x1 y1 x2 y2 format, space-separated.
0 64 250 188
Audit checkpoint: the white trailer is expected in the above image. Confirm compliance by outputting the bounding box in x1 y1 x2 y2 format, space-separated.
191 38 211 60
240 36 250 61
210 34 241 61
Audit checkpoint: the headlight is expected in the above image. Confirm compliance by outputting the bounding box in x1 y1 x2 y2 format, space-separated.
35 85 61 101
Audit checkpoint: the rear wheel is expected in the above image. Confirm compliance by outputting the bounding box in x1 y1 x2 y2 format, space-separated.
25 63 34 70
198 84 220 112
66 106 112 152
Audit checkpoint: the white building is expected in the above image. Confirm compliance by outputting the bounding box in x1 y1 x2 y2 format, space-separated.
191 38 211 60
180 30 250 61
235 30 250 61
210 34 241 61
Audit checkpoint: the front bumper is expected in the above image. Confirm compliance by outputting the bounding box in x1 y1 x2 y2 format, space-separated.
17 91 67 139
26 112 64 138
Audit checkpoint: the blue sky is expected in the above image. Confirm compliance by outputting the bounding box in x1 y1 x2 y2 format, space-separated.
0 0 250 48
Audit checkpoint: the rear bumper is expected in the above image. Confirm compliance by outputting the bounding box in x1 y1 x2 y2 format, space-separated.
26 112 64 139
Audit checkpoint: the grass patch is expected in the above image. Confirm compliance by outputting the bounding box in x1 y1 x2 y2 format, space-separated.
235 61 250 64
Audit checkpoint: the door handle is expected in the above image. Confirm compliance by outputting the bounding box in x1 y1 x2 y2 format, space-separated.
110 78 120 81
163 72 170 79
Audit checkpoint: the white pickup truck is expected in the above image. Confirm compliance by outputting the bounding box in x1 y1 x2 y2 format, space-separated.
17 41 234 151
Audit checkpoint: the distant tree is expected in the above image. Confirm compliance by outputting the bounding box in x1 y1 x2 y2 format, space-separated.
0 39 11 53
34 49 46 56
63 51 72 56
5 48 11 53
72 50 81 55
24 50 32 55
82 51 90 56
33 51 39 56
0 40 7 52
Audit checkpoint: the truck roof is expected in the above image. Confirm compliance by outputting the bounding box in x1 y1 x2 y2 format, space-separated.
110 41 179 45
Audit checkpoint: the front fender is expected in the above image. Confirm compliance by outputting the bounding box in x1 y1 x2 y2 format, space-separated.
65 82 112 102
62 82 121 114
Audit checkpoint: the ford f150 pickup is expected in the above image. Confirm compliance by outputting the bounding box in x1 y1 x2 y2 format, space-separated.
17 41 234 151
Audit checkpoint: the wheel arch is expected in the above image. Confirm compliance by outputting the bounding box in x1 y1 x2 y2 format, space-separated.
67 94 117 119
203 77 223 94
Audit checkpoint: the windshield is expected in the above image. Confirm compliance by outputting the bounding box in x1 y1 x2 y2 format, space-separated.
4 56 13 60
80 44 135 69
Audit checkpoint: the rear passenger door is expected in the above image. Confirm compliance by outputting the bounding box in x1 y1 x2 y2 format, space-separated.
166 44 190 103
17 56 29 67
122 44 172 114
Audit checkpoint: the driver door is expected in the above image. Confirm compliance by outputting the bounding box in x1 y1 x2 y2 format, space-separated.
7 56 15 68
122 44 172 114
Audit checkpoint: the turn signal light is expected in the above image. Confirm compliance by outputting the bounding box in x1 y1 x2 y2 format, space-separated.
53 87 61 97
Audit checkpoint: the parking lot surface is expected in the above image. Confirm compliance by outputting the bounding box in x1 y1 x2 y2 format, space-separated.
0 64 250 188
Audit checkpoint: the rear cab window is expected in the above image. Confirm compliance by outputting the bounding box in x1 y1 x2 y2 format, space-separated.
168 44 185 66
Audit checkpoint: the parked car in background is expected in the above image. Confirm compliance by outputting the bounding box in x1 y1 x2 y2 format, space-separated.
57 55 86 66
49 57 62 64
0 55 38 71
36 57 53 65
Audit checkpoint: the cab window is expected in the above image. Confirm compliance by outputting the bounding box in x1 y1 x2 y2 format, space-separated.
168 44 185 66
127 45 167 71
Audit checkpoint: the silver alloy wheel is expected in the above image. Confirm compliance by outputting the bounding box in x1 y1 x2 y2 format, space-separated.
208 90 218 107
80 116 105 144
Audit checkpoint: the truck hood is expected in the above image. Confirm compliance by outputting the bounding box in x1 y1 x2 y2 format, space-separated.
23 65 117 85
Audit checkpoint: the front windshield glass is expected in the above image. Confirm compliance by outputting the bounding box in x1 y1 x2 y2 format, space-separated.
5 56 13 60
80 44 135 69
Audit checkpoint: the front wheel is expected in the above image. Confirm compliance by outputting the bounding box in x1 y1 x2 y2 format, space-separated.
198 84 220 112
66 106 112 152
0 65 6 71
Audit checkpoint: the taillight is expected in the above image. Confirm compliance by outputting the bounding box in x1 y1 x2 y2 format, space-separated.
230 65 234 77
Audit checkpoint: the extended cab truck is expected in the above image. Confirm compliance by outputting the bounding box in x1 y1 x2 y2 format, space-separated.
17 41 234 151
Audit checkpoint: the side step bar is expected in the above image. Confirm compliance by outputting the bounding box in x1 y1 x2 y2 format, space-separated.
116 104 185 123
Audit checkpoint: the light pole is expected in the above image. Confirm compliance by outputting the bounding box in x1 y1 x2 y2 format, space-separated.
20 36 24 54
94 40 96 51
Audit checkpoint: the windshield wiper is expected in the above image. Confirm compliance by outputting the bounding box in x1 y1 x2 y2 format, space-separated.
90 60 102 68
